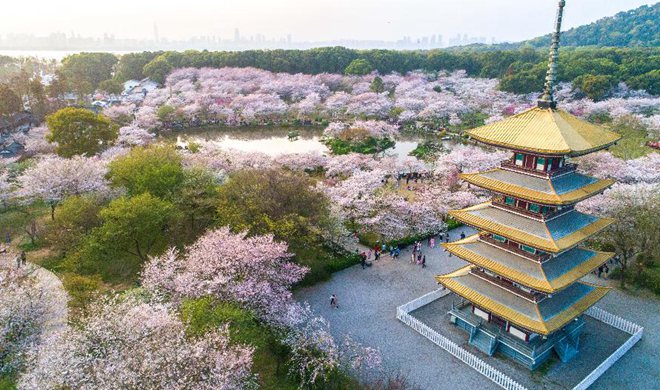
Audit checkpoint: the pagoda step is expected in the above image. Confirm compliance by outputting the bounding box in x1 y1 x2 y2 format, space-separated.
469 328 498 356
553 331 580 362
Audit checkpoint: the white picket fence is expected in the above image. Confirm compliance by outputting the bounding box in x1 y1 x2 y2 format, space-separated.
396 289 643 390
573 307 644 390
396 289 527 390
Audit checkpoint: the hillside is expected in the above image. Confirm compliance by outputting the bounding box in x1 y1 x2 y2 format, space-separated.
459 3 660 51
525 3 659 48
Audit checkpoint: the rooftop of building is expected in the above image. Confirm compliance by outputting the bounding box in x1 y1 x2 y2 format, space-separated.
436 265 610 335
467 107 621 157
448 202 614 253
460 168 614 205
443 234 613 293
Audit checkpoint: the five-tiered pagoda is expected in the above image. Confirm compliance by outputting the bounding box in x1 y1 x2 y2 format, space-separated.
436 0 621 369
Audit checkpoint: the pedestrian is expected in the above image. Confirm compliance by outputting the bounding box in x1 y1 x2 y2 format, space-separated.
439 233 444 241
597 266 603 278
445 235 449 243
20 251 26 266
417 253 422 265
412 243 417 256
367 249 373 260
411 252 415 264
427 237 432 247
422 255 426 268
375 250 380 261
430 238 435 248
382 243 387 254
16 254 21 268
361 255 366 269
330 294 339 309
460 231 466 240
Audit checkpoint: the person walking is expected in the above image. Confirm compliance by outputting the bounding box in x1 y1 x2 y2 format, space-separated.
330 294 339 309
361 255 366 269
422 255 426 268
20 251 26 266
460 231 466 240
430 238 435 248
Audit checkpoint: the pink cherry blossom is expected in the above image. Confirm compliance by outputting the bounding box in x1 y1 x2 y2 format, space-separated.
141 227 308 325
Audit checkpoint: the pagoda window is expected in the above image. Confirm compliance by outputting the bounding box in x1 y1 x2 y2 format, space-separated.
521 245 537 254
541 206 551 214
473 306 491 321
524 155 535 169
507 324 530 342
529 203 541 213
536 157 546 171
514 153 524 166
504 196 516 206
517 200 528 209
492 234 506 243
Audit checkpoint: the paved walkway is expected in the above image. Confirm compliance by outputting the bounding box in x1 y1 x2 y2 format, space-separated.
1 253 68 334
295 228 660 390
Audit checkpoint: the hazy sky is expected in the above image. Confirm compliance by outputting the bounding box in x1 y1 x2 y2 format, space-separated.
2 0 656 42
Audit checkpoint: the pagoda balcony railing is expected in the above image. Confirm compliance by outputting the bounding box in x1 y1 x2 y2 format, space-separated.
501 160 577 178
471 268 545 302
478 233 552 262
491 197 569 221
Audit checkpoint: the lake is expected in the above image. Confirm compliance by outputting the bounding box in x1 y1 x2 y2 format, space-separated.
175 127 424 160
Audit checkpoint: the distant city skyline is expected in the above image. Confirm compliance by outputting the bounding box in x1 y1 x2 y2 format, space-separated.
0 0 655 51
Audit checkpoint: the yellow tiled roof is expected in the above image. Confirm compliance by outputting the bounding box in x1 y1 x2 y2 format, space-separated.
436 266 610 335
460 170 614 205
443 234 613 293
467 107 621 156
448 202 614 253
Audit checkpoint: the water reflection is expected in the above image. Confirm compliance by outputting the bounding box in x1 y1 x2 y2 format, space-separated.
178 127 422 160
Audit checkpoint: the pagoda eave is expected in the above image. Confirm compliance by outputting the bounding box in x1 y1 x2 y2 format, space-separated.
436 266 610 335
442 234 614 293
466 107 622 157
448 203 614 253
460 171 615 206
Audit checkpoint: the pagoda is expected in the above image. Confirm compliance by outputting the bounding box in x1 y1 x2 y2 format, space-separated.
436 0 621 369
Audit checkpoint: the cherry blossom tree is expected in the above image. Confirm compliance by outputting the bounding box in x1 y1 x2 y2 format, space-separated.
0 260 59 379
141 227 308 325
17 125 55 156
284 305 382 387
19 295 255 390
117 124 156 147
16 155 110 219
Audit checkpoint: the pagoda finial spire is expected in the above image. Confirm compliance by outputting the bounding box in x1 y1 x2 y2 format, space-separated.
538 0 566 109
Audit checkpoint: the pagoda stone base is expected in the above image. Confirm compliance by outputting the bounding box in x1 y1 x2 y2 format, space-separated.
449 303 584 370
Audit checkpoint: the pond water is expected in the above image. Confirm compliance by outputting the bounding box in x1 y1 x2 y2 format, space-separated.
177 127 425 160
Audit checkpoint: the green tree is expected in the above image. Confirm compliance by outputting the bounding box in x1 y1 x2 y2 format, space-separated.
344 58 373 75
216 169 330 243
45 195 103 256
173 167 220 238
72 193 178 280
143 56 172 84
115 52 161 81
572 74 615 101
370 76 385 93
98 79 124 94
627 69 660 95
60 53 118 94
0 84 22 117
46 107 118 157
107 145 184 199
